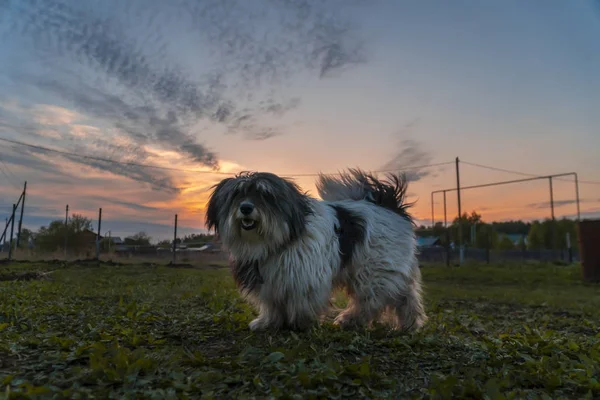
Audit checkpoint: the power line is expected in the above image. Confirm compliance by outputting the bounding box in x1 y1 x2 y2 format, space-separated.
461 160 600 186
0 136 453 177
280 161 455 177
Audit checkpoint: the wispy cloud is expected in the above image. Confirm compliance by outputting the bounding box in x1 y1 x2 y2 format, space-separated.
526 199 593 210
380 137 436 182
1 0 368 149
0 109 182 193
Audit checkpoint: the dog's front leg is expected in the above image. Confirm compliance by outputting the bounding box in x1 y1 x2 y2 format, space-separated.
249 301 286 331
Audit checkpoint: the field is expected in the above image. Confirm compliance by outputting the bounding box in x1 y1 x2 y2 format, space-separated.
1 260 599 399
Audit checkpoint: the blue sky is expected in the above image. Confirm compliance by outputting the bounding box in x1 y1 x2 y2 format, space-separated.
0 0 599 242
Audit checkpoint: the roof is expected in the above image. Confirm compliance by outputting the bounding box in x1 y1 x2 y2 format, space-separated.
499 233 527 244
416 236 440 247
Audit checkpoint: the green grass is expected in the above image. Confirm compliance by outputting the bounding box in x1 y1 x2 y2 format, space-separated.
0 261 599 399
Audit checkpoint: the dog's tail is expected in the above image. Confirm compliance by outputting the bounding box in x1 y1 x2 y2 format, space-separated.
316 168 415 222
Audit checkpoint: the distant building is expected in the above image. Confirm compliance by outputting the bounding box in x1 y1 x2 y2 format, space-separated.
81 229 101 247
416 236 441 248
109 236 124 245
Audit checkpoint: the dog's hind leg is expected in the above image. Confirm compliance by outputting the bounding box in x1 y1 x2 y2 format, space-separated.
393 269 427 332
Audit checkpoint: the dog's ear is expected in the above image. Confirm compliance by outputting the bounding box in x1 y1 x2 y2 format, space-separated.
205 177 234 233
280 178 314 241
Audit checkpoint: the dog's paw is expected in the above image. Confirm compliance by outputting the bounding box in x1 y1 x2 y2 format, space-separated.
396 315 428 333
333 314 365 330
249 317 268 331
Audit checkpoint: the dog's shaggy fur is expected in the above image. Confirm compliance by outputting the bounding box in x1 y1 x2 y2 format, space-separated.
205 168 427 332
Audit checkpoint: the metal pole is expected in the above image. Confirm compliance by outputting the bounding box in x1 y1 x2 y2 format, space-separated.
549 177 555 221
96 208 102 260
549 177 556 252
443 190 447 228
574 173 581 221
15 181 26 249
64 205 69 259
455 157 463 265
430 191 435 228
2 217 7 248
172 214 178 264
443 190 449 267
8 204 16 261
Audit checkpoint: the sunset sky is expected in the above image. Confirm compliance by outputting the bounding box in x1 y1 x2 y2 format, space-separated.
0 0 599 242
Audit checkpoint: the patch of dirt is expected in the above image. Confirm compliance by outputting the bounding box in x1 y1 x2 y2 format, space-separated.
0 271 54 282
166 262 227 270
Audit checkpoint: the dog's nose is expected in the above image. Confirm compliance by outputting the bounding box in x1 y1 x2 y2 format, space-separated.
240 202 254 215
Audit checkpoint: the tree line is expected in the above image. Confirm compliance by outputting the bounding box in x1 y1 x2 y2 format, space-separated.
416 211 581 251
4 210 582 254
3 214 216 254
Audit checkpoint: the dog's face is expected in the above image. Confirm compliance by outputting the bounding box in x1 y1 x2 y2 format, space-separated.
205 172 313 251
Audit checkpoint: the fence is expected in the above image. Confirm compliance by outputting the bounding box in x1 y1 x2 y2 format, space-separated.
418 246 579 265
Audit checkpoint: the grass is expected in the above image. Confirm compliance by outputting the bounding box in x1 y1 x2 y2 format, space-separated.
0 260 599 399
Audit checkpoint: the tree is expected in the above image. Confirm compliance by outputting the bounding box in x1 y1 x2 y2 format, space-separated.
34 214 94 252
124 231 152 246
474 224 498 249
527 221 544 250
490 220 531 236
418 211 580 251
182 233 216 244
449 210 484 246
156 240 172 248
497 235 515 250
556 218 578 250
17 228 34 248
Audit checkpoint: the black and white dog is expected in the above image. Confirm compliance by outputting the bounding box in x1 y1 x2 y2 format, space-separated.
205 168 427 332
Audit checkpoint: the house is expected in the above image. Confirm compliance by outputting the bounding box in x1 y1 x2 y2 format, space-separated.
109 236 124 245
106 236 128 252
416 236 441 248
81 229 102 246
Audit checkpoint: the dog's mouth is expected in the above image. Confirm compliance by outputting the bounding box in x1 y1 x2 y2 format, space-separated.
241 218 257 231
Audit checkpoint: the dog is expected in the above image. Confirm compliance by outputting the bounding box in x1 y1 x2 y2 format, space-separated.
205 168 427 332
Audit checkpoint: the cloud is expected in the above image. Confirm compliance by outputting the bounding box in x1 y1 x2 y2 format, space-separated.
0 136 182 194
0 145 75 184
1 0 369 147
29 78 220 169
95 198 162 213
526 199 594 209
181 0 369 82
380 138 435 182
